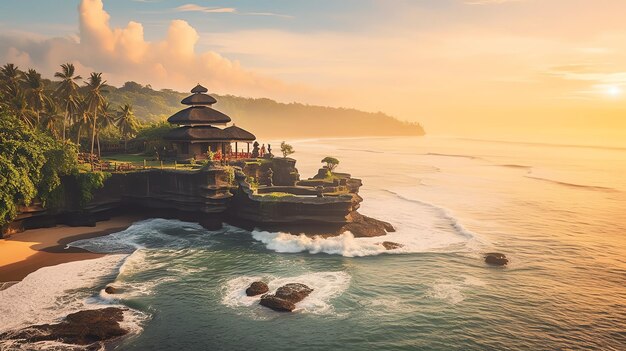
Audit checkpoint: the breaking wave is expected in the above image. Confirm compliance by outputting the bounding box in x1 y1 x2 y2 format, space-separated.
251 190 484 257
525 176 618 193
0 255 149 350
424 152 479 159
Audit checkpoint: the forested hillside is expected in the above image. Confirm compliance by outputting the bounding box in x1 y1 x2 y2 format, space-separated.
106 82 425 138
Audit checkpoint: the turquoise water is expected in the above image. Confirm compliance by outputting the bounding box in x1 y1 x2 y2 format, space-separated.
1 137 625 350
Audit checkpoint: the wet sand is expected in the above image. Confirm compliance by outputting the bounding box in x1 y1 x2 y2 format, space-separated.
0 216 142 283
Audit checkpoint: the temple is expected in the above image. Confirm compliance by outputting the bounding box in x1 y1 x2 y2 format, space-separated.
164 84 256 160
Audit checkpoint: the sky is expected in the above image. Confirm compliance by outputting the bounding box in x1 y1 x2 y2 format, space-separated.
1 0 625 145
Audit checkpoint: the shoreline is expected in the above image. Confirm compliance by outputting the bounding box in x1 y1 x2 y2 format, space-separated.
0 216 143 284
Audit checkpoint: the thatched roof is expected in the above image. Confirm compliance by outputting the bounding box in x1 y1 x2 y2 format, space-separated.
167 106 231 125
224 125 256 141
181 93 217 106
191 84 208 94
164 126 233 141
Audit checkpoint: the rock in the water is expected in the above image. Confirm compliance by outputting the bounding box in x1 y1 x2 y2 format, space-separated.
485 252 509 266
246 281 269 296
105 286 118 294
342 213 395 237
0 307 128 346
381 241 403 250
259 295 296 312
274 283 313 303
259 283 314 312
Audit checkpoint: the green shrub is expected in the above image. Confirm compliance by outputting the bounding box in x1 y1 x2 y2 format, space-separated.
75 172 111 207
321 156 339 173
0 112 78 225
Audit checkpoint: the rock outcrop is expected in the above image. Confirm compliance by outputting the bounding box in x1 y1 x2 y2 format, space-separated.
0 308 128 346
485 253 509 266
104 286 118 294
246 281 269 296
6 158 395 241
342 212 395 238
381 241 403 250
259 283 314 312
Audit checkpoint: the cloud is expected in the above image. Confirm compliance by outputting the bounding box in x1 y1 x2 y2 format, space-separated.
0 0 310 100
175 4 236 13
174 3 292 18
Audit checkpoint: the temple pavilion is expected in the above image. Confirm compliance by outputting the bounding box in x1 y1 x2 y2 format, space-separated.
164 84 256 160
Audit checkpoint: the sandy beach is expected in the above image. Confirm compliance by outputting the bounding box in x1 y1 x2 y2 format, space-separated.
0 216 142 283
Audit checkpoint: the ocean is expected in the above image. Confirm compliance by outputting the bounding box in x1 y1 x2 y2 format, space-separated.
1 136 625 350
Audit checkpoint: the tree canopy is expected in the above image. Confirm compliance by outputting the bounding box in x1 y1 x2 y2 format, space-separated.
321 157 339 172
0 112 78 226
280 141 295 158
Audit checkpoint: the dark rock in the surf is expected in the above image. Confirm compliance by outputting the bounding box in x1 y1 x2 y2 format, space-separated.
105 286 119 294
275 283 313 302
246 281 269 296
485 253 509 266
259 283 314 312
0 307 128 346
381 241 403 250
259 295 296 312
342 212 395 237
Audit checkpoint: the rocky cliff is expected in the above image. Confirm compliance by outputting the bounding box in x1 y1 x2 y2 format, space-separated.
4 160 393 238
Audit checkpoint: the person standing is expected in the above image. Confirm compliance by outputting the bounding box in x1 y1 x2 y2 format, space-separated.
260 144 266 157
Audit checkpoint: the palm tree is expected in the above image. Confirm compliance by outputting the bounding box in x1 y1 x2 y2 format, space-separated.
40 99 64 138
84 72 107 156
0 63 21 95
116 104 139 151
96 102 116 157
54 63 82 140
22 69 50 126
7 90 37 128
74 98 90 147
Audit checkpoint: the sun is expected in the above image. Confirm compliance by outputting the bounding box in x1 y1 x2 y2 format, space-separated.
606 85 622 97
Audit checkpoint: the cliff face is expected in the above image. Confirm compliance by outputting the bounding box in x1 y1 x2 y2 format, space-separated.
4 160 393 238
3 168 233 235
229 168 394 237
230 171 361 224
90 168 233 214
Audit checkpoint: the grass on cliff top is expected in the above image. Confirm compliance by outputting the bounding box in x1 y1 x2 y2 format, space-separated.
244 159 274 166
258 192 296 198
99 154 199 171
102 154 148 163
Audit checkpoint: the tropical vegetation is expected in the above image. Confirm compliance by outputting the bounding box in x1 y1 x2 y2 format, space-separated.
322 157 340 173
280 141 295 158
0 62 142 228
1 63 141 154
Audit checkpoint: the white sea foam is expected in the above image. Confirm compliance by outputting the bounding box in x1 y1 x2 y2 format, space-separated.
250 190 485 257
222 271 351 316
69 218 208 253
251 231 386 257
0 252 154 350
0 255 127 334
425 276 486 305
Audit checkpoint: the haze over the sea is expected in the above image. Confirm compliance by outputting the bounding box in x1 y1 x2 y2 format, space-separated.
1 0 626 145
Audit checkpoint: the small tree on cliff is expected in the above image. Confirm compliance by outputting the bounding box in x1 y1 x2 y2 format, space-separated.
280 141 295 158
321 156 339 173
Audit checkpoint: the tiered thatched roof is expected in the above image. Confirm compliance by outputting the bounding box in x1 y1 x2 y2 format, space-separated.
181 93 217 106
167 106 231 125
224 125 256 141
166 84 255 142
164 125 232 141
